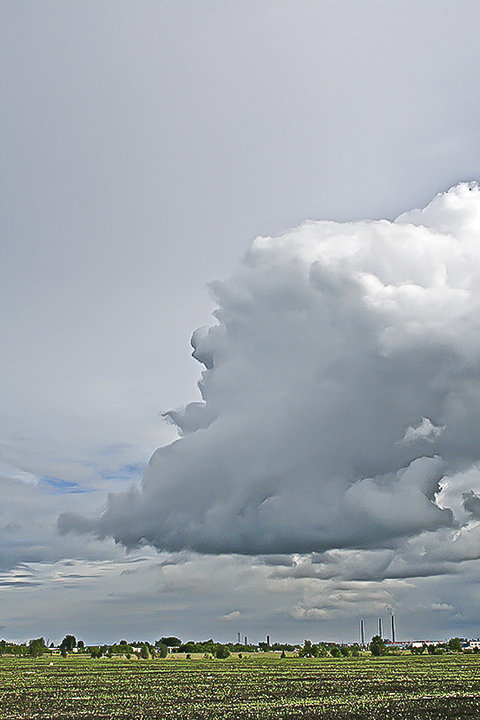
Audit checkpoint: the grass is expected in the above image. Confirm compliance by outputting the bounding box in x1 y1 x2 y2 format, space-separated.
1 653 480 718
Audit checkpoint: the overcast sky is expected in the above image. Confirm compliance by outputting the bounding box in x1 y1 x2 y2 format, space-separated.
2 1 480 645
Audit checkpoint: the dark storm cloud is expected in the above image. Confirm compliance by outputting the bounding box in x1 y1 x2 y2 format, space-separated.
61 184 480 560
462 490 480 519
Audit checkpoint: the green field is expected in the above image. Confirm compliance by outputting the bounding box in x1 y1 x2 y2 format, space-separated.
1 654 480 719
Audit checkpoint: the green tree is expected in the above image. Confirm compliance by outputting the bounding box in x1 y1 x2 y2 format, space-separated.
410 644 425 655
299 640 318 657
448 637 463 652
60 635 77 652
180 642 196 653
140 644 151 659
370 635 387 656
158 636 181 647
157 643 168 658
215 645 230 659
28 638 46 657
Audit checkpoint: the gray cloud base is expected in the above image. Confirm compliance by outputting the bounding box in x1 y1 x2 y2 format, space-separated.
60 184 480 559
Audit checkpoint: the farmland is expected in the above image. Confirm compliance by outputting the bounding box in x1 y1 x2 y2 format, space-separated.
1 653 479 719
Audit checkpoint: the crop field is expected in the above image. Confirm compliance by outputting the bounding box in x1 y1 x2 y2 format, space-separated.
1 654 480 719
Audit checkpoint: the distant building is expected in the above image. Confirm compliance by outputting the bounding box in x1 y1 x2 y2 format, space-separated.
385 640 441 650
463 640 480 651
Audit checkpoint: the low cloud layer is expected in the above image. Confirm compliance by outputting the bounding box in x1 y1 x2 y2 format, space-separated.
60 183 480 562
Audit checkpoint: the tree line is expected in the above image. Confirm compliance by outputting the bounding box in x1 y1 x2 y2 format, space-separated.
0 635 471 659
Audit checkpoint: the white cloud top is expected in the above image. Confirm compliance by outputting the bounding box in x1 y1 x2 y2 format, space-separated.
400 418 445 444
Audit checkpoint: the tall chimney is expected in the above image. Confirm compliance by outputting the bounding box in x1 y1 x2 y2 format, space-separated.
237 632 241 644
391 615 396 643
378 617 383 638
360 619 365 646
244 636 247 646
266 635 270 646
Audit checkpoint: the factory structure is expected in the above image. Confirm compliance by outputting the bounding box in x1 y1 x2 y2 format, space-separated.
358 614 397 647
231 613 478 651
357 614 478 651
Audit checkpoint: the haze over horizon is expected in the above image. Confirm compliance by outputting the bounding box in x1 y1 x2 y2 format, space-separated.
2 1 480 645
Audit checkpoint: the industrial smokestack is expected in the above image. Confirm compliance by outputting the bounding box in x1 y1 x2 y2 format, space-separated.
360 619 365 646
237 632 241 644
266 635 270 646
378 617 383 638
391 615 396 643
244 636 247 646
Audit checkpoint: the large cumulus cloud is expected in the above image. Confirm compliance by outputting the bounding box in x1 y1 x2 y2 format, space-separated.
60 183 480 558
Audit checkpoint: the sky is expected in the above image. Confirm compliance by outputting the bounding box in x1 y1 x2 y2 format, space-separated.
1 0 480 646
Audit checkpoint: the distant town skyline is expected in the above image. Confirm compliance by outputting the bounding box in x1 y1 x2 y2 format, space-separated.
2 1 480 645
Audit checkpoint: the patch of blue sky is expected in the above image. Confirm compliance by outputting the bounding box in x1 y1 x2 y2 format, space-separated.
122 462 145 475
39 476 94 494
100 462 145 481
